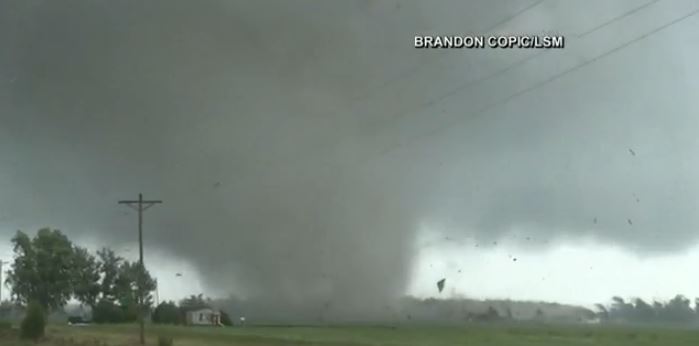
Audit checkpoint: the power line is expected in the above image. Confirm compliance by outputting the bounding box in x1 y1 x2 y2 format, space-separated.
205 2 551 187
482 0 545 34
370 4 699 161
338 1 547 118
576 0 660 38
365 0 664 134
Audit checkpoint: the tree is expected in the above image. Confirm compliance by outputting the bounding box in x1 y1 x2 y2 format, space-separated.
115 261 156 306
632 298 655 322
92 299 125 324
609 296 633 321
152 301 181 324
5 229 75 311
96 247 123 302
594 304 608 320
220 310 232 326
179 294 210 311
71 246 101 308
72 248 157 324
179 293 211 322
112 260 156 322
484 306 500 321
598 295 698 324
664 294 694 322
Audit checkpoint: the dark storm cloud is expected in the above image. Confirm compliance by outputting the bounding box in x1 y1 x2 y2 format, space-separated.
0 0 458 317
2 0 698 320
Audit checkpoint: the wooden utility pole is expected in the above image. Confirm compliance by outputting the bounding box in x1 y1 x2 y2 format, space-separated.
0 260 8 302
119 193 162 345
154 278 159 307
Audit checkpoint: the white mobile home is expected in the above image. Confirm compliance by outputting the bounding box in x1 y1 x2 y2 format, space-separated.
185 308 222 326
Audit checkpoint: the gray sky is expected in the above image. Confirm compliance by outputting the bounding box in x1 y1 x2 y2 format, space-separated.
2 0 699 314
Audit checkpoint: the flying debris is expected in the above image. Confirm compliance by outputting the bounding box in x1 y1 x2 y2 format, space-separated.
175 273 182 277
512 258 517 262
437 278 446 293
628 148 636 156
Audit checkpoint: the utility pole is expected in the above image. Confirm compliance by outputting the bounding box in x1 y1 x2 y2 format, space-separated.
0 260 8 302
154 278 159 307
119 193 162 345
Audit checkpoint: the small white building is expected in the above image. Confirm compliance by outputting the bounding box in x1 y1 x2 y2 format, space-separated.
185 308 222 326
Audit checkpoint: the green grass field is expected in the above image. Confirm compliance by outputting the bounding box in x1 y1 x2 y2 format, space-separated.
4 323 699 345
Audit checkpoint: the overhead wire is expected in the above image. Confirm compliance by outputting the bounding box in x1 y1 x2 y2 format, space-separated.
361 0 660 134
576 0 660 38
368 1 697 162
341 0 547 117
209 1 551 189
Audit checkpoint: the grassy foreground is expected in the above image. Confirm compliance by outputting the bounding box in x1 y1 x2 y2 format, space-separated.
3 323 699 345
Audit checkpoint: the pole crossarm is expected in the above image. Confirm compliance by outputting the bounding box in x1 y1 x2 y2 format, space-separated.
118 200 162 211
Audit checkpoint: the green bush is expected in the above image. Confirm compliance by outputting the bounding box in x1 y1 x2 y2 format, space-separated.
158 335 174 346
93 299 135 323
20 301 45 340
121 302 139 323
93 300 120 323
0 320 11 330
93 299 141 324
0 320 16 338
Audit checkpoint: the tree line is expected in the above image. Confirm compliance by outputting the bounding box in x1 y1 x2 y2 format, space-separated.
595 295 699 324
3 228 156 323
2 228 234 328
